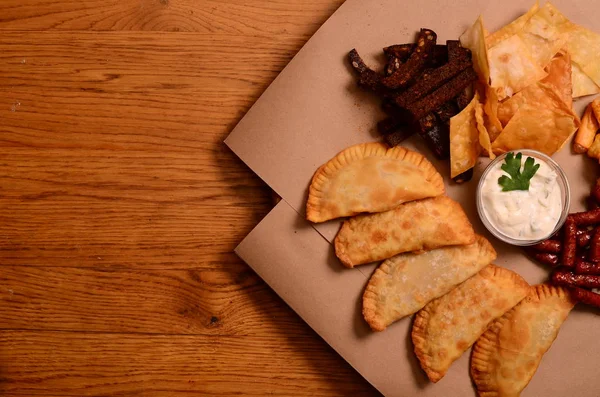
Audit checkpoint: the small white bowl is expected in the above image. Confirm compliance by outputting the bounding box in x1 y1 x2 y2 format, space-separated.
476 149 570 246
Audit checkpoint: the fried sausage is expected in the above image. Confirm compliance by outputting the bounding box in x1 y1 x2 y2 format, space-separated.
552 270 600 289
576 259 600 275
570 287 600 308
577 229 594 247
570 209 600 226
530 240 562 254
590 227 600 262
528 250 559 267
562 218 578 267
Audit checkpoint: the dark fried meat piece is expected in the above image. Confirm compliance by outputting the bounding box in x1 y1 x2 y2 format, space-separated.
453 168 474 184
384 125 415 147
399 67 478 121
394 56 472 107
348 49 382 92
377 117 402 135
383 43 448 67
447 40 471 62
385 53 402 76
418 113 450 159
456 86 474 110
381 29 437 89
434 101 459 123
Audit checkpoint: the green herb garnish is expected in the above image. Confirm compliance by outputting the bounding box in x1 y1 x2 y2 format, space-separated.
497 152 540 192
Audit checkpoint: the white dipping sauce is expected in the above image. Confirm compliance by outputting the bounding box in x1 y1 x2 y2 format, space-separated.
480 157 562 240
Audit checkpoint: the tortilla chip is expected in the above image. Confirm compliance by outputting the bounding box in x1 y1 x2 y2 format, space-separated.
519 12 567 68
497 82 574 127
486 1 539 49
574 104 599 153
450 94 481 178
475 101 495 159
572 61 600 97
492 103 578 156
541 50 573 108
567 24 600 88
488 35 547 99
460 16 490 84
536 2 574 32
483 85 503 141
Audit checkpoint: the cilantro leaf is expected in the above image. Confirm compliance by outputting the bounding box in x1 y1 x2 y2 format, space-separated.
497 152 540 192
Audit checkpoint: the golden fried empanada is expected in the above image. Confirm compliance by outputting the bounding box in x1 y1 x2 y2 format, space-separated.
306 143 444 223
334 196 475 268
412 265 529 383
362 235 496 331
471 284 575 397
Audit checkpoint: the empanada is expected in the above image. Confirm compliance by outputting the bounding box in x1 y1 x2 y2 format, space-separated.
362 235 496 331
306 143 444 223
412 264 529 383
335 196 475 268
471 284 575 397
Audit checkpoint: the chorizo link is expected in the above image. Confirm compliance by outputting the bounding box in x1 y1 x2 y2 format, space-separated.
528 251 559 266
570 287 600 308
530 240 562 253
570 209 600 226
552 270 600 289
590 227 600 262
576 259 600 275
562 218 577 267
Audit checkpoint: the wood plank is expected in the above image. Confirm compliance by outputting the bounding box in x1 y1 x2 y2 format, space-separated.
0 0 345 34
0 32 287 268
0 32 306 151
0 330 379 396
0 266 313 336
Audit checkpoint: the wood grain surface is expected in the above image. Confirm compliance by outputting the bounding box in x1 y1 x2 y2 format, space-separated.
0 0 379 395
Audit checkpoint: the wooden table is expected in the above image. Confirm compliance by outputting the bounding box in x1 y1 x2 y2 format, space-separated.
0 1 379 395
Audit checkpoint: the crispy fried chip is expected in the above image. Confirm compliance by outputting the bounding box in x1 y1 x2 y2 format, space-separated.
518 4 568 68
488 35 547 99
450 94 481 178
460 16 490 84
572 61 600 97
541 50 573 108
574 104 599 153
482 85 503 141
497 82 573 127
534 3 600 94
486 1 539 49
492 103 579 156
567 24 600 88
475 100 495 159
